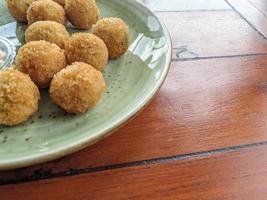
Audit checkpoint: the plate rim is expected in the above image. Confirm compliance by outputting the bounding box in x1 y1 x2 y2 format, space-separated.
0 0 173 170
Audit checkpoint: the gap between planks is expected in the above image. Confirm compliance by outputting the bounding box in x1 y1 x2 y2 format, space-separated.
154 9 232 13
225 0 267 40
2 140 267 186
171 52 267 62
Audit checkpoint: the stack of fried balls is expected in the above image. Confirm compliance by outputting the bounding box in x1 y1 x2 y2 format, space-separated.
1 0 130 126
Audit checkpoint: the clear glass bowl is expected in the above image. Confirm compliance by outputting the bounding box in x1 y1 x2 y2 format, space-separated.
0 37 16 69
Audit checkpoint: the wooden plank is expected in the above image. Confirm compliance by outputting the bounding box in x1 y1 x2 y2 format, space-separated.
138 0 231 12
2 144 267 199
226 0 267 39
3 56 267 182
157 11 267 60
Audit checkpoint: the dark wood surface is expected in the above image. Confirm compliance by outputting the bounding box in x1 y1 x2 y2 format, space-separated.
2 0 267 199
160 11 267 59
2 145 267 199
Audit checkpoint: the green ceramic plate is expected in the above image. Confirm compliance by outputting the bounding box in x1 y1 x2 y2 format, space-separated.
0 0 172 170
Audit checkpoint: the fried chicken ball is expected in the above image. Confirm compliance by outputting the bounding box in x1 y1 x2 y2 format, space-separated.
65 33 108 71
65 0 99 29
50 62 106 113
15 41 67 88
52 0 65 6
0 69 40 126
27 0 66 25
6 0 35 22
25 21 70 49
93 18 130 59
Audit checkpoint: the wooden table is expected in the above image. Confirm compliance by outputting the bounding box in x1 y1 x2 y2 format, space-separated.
1 0 267 199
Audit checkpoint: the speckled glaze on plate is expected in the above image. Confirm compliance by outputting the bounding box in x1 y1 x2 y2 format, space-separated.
0 0 172 170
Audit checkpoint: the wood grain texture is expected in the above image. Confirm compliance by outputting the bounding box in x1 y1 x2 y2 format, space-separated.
157 11 267 59
226 0 267 39
138 0 231 11
2 144 267 199
3 55 267 182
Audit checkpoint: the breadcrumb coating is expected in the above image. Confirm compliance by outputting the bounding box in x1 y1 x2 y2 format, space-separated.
6 0 35 22
93 18 130 59
15 41 67 88
49 62 106 113
27 0 66 25
65 33 108 71
0 69 40 126
52 0 65 6
65 0 99 29
25 21 70 49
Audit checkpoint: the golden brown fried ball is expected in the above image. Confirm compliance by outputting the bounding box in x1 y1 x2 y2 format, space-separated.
6 0 36 22
0 69 40 126
52 0 65 6
15 41 67 88
65 33 108 71
50 62 106 113
27 0 66 25
65 0 99 29
93 17 130 59
25 21 70 49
